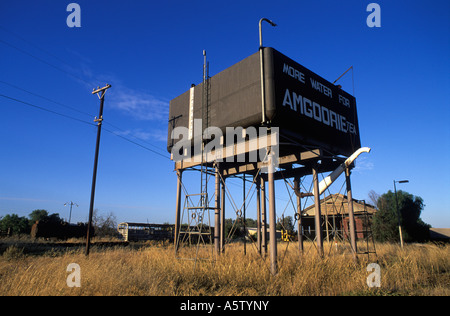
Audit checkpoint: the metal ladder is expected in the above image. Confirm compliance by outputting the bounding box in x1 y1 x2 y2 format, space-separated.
175 51 216 263
356 200 377 261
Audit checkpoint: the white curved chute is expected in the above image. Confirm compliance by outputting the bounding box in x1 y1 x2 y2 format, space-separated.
313 147 371 195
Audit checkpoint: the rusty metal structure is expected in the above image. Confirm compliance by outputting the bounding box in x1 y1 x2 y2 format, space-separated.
167 20 371 274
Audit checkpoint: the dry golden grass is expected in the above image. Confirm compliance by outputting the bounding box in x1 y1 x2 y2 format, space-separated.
0 241 448 296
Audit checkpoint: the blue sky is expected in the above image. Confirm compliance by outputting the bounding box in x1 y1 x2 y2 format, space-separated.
0 0 449 228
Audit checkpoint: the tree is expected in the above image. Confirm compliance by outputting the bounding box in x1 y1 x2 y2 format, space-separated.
277 216 295 233
372 190 430 243
223 217 259 240
29 209 49 223
92 209 117 237
29 209 61 223
223 218 244 239
368 190 380 209
0 214 30 235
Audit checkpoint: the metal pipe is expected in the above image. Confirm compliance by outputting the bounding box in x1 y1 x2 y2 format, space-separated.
312 166 324 257
259 18 276 125
268 150 277 274
259 18 277 48
293 178 313 198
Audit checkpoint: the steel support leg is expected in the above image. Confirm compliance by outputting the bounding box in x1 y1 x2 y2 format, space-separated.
220 175 226 253
268 151 277 275
261 174 267 256
294 177 304 255
174 169 183 254
345 167 358 259
214 163 221 254
312 166 324 257
256 174 262 254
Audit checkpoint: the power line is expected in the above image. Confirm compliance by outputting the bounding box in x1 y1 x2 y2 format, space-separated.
0 93 96 127
0 93 171 159
0 79 168 155
103 121 170 155
0 32 168 156
0 80 94 118
102 127 170 159
0 26 75 69
0 29 170 159
0 38 95 87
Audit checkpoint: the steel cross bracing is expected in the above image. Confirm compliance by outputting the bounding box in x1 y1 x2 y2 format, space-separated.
174 144 374 276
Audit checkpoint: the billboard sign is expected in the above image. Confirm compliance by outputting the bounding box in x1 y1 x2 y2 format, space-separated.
167 48 361 158
269 48 361 156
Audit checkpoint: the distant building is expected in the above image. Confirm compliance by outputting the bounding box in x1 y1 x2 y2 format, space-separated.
301 194 376 240
244 194 376 242
302 193 377 216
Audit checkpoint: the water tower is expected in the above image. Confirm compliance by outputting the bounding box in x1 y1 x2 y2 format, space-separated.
167 31 369 274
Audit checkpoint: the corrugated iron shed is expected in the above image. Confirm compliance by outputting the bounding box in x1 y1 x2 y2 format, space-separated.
303 194 376 216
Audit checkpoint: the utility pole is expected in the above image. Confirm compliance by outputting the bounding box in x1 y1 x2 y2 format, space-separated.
394 179 409 249
64 201 78 223
85 84 111 256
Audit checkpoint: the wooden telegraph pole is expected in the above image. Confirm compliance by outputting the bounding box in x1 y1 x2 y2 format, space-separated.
85 84 111 256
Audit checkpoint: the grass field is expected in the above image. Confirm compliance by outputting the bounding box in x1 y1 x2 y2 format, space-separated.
0 238 448 296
